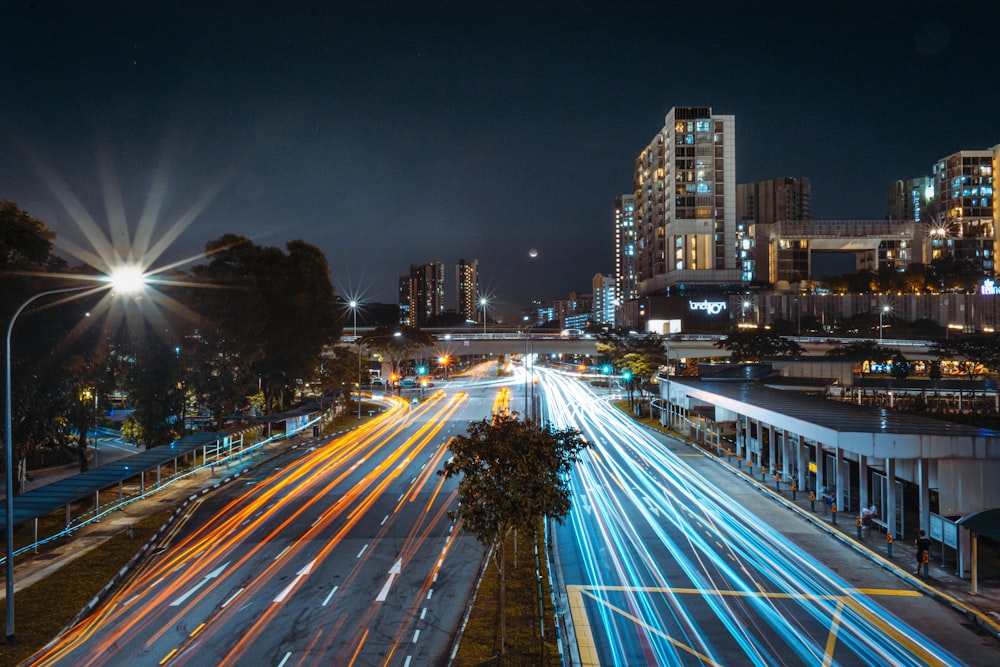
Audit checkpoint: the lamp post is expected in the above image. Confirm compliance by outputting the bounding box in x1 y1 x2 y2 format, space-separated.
879 304 891 343
5 272 143 643
349 301 361 419
479 297 488 336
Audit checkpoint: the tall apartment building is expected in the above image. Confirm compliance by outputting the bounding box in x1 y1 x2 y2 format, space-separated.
735 177 812 283
887 176 933 223
592 273 616 326
928 148 996 276
614 194 638 306
633 106 737 295
399 262 445 328
455 258 480 322
887 146 997 276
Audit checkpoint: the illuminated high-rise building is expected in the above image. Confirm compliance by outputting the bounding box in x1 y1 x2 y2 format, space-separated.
633 107 737 295
399 262 445 327
736 177 812 283
614 194 637 308
592 273 616 326
455 258 480 323
926 148 996 276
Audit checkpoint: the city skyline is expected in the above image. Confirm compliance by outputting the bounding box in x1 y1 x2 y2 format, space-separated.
1 1 998 314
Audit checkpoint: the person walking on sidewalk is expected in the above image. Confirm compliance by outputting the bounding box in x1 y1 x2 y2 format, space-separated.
914 529 931 575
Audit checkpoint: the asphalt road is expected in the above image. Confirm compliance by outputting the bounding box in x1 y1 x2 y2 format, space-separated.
541 367 1000 666
26 375 508 666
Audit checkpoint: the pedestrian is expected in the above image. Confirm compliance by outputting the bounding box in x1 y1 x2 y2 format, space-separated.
914 529 931 575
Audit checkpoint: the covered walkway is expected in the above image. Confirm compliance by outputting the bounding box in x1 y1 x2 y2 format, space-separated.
658 374 1000 579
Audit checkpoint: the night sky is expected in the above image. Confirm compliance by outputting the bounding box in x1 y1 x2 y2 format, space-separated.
2 1 998 316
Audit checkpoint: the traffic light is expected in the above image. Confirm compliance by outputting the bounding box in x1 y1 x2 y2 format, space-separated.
622 370 632 382
417 365 428 375
602 364 611 375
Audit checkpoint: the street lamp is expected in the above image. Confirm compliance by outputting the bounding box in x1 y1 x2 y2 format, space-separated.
479 297 488 335
349 301 361 419
879 304 891 343
5 273 144 643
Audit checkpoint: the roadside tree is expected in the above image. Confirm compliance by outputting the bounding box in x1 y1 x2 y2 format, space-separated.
715 330 804 363
439 413 588 653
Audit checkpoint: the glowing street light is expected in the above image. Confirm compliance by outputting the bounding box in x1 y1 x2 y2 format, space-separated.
879 304 891 343
5 271 146 643
348 300 361 419
479 297 488 335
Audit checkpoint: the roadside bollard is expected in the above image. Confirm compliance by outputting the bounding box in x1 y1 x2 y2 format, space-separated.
727 449 732 463
832 503 838 524
775 473 781 492
886 533 893 557
856 516 863 540
809 491 816 512
748 462 753 475
791 481 798 501
921 551 930 577
737 455 741 469
761 465 767 483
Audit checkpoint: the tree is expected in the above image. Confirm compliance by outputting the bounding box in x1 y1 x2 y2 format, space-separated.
929 334 1000 381
824 340 898 374
714 330 804 363
439 413 588 654
362 326 433 383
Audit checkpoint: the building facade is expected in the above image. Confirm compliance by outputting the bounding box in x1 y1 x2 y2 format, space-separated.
399 262 445 328
614 194 638 307
455 258 480 322
927 148 996 277
592 273 616 327
736 177 812 283
633 106 738 295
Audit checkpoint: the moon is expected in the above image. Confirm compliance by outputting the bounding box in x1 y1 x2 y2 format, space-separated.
528 249 538 258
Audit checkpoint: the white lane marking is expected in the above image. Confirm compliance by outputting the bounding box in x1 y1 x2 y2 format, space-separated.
426 589 433 600
275 546 290 560
412 629 420 643
122 594 140 607
170 562 230 606
381 515 389 526
404 657 412 667
397 494 405 502
221 587 244 609
357 544 369 558
375 559 403 602
273 558 316 603
322 585 339 606
277 652 292 667
420 608 427 620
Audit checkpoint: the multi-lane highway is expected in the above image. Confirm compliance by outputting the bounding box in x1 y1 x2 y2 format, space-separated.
541 366 999 666
27 374 510 666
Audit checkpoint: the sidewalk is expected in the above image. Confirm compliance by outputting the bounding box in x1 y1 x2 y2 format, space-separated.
684 437 1000 639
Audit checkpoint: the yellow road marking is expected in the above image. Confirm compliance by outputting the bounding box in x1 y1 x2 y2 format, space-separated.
566 584 925 667
567 585 601 666
821 601 844 666
578 588 723 667
159 648 179 665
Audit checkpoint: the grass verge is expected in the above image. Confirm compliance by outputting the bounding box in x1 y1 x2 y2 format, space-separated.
454 521 560 666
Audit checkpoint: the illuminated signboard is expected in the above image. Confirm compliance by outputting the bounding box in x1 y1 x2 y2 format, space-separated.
981 278 997 296
689 300 728 315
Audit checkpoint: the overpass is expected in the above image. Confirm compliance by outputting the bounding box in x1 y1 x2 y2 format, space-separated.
361 333 937 365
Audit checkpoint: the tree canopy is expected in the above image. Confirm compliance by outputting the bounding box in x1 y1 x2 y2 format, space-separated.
929 334 1000 380
439 413 588 652
2 203 343 489
714 330 805 363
